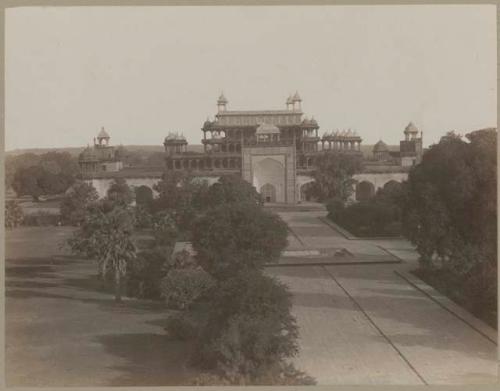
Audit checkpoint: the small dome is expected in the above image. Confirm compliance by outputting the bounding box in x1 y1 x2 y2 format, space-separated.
310 117 318 126
302 116 310 124
203 118 213 128
256 122 280 134
286 95 293 104
404 121 419 134
373 140 389 152
164 132 187 143
217 92 228 104
292 91 302 102
97 127 110 139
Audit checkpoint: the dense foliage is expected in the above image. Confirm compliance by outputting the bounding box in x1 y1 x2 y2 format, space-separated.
192 202 288 278
203 175 263 208
5 200 24 229
401 130 497 325
126 247 170 299
328 183 403 237
10 152 79 201
60 181 99 226
107 178 135 206
305 152 363 202
152 172 206 233
67 198 137 302
161 268 215 310
192 271 302 384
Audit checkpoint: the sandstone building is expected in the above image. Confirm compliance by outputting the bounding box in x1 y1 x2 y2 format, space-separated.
79 93 423 202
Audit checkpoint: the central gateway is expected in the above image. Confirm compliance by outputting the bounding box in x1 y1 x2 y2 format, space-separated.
242 122 296 203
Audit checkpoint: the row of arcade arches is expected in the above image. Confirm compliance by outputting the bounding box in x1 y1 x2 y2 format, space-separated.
167 158 242 170
355 179 402 201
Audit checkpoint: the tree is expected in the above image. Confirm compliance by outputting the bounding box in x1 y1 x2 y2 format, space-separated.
191 202 288 278
203 175 263 208
194 271 299 382
11 151 78 200
106 178 134 206
68 202 137 302
305 152 363 202
12 166 49 201
60 181 99 225
401 129 497 310
153 171 207 232
5 200 24 228
160 268 215 310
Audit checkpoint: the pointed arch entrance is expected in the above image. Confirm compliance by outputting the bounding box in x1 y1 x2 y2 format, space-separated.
260 183 277 203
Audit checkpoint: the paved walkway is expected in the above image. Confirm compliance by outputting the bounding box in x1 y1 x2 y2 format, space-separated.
266 211 498 385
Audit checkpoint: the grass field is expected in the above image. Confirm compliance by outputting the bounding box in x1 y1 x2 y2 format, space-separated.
5 226 199 387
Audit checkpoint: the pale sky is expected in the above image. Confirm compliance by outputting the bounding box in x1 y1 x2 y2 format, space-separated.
5 5 497 151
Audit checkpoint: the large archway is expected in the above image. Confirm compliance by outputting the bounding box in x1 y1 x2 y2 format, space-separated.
260 183 277 203
253 157 285 203
356 181 375 201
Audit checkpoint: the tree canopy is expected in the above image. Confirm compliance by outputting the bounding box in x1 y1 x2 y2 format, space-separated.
10 152 79 200
305 152 363 202
402 129 497 274
67 200 137 301
60 181 99 226
191 202 288 278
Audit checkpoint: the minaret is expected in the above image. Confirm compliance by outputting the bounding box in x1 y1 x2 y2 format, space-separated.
292 91 302 111
217 92 228 113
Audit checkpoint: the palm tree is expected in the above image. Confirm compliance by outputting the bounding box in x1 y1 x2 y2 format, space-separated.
68 202 137 302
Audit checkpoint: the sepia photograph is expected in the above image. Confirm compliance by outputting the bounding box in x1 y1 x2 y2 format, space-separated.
3 3 498 387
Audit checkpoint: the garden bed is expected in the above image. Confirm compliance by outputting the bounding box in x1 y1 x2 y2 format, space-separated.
412 268 497 330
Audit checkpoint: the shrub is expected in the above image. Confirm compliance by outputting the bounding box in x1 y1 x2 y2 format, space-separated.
204 175 263 208
106 178 135 206
462 262 497 326
60 181 98 226
134 204 154 229
5 200 24 228
192 203 288 278
165 312 200 340
22 211 60 226
166 248 198 270
153 211 178 246
126 247 171 299
191 363 316 386
332 200 401 237
194 271 298 380
326 197 345 219
160 268 215 310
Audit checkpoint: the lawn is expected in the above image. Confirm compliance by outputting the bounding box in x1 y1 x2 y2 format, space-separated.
5 226 200 387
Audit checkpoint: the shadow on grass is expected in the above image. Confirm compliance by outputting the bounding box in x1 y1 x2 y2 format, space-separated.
6 288 165 314
5 280 58 289
95 333 198 386
5 265 60 279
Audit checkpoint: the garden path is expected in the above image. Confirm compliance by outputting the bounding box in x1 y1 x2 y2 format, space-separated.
266 210 498 385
